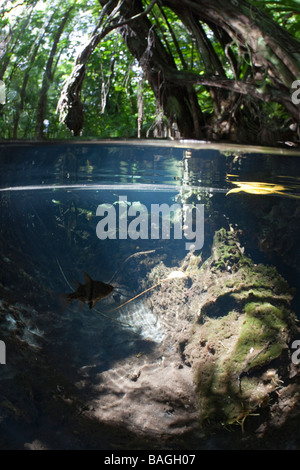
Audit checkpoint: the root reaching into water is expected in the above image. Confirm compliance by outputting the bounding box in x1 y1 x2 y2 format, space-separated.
108 270 188 313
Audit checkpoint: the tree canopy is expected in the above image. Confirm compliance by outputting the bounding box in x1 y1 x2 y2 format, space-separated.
0 0 300 145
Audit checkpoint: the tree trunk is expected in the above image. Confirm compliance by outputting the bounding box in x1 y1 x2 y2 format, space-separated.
59 0 205 138
166 0 300 130
170 0 300 84
58 0 300 142
114 0 205 138
0 7 36 80
35 6 74 140
13 12 56 138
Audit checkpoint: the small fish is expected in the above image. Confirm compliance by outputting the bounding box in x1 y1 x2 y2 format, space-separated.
66 272 114 309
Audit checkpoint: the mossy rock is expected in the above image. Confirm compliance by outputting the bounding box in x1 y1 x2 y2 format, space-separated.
184 228 298 431
211 227 252 272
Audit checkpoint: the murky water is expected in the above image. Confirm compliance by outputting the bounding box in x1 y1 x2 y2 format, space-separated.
0 141 299 450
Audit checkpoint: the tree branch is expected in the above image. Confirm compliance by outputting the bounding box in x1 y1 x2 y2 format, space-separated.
57 0 158 134
163 69 299 120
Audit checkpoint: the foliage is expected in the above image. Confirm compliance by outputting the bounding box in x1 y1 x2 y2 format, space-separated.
251 0 300 37
0 0 299 142
0 0 156 139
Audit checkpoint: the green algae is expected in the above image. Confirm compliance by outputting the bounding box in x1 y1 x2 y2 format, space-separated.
211 227 252 271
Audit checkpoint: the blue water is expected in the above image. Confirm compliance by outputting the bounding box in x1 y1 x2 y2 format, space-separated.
0 140 300 450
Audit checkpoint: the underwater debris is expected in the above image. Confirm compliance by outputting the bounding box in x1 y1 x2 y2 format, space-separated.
65 272 114 309
109 270 189 313
108 249 158 284
227 406 260 434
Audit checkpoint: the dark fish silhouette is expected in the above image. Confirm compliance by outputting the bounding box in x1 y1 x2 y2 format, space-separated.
66 272 114 309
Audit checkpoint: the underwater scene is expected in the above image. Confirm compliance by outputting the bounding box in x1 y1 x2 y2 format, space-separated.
0 141 300 450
